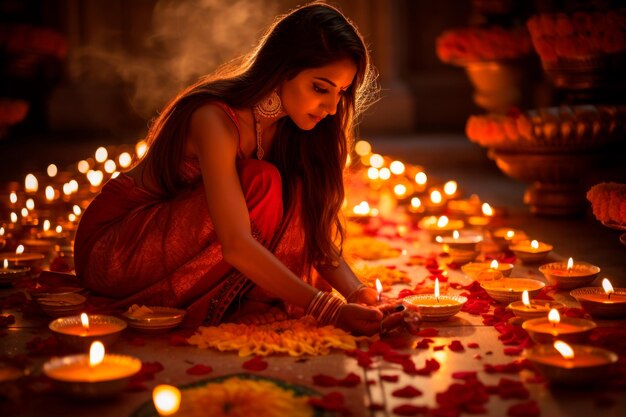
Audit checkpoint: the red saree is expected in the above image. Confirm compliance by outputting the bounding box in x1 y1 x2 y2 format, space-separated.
74 104 310 327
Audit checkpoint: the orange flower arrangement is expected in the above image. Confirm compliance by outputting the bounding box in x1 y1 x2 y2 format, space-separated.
342 236 401 262
352 264 411 291
436 26 532 64
586 182 626 225
527 11 626 63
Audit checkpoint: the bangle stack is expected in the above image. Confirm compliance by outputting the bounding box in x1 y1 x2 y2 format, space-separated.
305 291 345 325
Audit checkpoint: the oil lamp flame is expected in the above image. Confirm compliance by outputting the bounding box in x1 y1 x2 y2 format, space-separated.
434 278 440 302
522 290 530 307
443 181 457 196
153 385 182 416
482 203 494 216
410 197 421 208
80 313 90 331
452 230 459 239
548 309 560 326
3 259 7 269
430 190 442 204
505 230 515 240
489 260 499 269
25 174 38 193
531 240 539 250
553 340 575 360
394 184 407 197
566 257 573 271
375 278 383 302
415 172 427 185
43 220 50 232
436 216 449 228
89 341 105 368
367 167 379 180
16 245 24 255
602 278 614 299
390 161 405 175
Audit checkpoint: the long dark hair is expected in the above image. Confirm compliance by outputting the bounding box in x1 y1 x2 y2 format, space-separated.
142 1 377 266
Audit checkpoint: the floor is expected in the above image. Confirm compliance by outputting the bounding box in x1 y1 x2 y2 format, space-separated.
1 133 625 416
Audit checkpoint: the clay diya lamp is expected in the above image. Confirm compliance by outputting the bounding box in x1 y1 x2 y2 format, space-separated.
462 260 513 281
481 277 545 304
508 290 565 321
0 258 30 286
570 278 626 319
524 341 617 386
402 278 467 321
419 215 464 241
43 341 141 398
49 313 127 351
490 228 527 250
523 308 596 344
509 239 553 264
539 257 600 290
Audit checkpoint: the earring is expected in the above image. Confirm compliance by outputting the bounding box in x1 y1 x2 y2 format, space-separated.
254 90 283 118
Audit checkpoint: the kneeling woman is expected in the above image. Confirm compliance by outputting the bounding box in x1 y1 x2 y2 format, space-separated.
74 2 382 335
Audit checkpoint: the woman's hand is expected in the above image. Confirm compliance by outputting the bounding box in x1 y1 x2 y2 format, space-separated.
346 285 378 306
335 303 383 336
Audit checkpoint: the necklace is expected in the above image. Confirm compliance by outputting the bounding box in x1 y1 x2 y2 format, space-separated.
252 107 264 160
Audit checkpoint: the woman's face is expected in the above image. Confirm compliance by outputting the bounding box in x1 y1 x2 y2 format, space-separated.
280 58 357 130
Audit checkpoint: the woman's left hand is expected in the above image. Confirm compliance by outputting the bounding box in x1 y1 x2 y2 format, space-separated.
346 285 378 305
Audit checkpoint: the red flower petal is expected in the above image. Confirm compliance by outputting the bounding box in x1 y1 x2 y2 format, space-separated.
467 342 480 349
398 289 416 298
381 374 399 382
308 392 350 416
448 340 465 352
507 400 540 417
452 371 477 380
242 356 268 372
392 404 429 415
415 338 434 349
417 328 439 337
186 364 213 375
313 374 339 387
134 361 164 381
392 385 423 398
339 372 361 387
504 347 523 356
433 345 445 351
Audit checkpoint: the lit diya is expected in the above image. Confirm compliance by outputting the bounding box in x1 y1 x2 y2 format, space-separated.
522 308 596 344
539 257 600 289
467 202 495 230
490 228 527 250
402 278 467 321
508 290 565 321
524 341 617 385
0 258 30 286
153 384 182 416
509 239 553 264
49 313 127 351
461 260 512 281
481 277 545 304
43 341 141 398
570 278 626 319
436 230 483 252
418 215 464 240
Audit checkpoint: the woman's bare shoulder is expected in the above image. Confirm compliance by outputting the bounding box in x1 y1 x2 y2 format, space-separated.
189 102 239 153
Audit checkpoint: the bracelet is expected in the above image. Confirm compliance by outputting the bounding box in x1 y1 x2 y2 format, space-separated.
305 291 346 325
345 284 368 303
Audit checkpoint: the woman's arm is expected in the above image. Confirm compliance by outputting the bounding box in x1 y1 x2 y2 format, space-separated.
189 103 318 309
315 257 378 305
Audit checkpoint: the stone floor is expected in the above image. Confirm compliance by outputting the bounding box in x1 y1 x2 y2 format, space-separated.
1 133 625 417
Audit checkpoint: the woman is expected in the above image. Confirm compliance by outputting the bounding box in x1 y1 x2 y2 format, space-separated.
74 2 384 335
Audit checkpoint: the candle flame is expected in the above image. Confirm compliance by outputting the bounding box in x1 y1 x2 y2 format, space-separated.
24 174 38 193
567 257 573 271
89 341 105 368
452 230 459 240
3 259 7 269
153 385 182 416
415 172 427 185
369 153 384 168
16 245 24 255
73 205 82 216
69 213 77 222
379 168 391 180
430 190 442 204
118 152 133 168
81 313 90 331
56 225 63 233
553 340 575 360
393 184 407 197
25 199 35 210
436 216 449 228
390 161 405 175
9 192 17 204
410 197 421 209
43 220 50 232
95 146 108 163
531 240 539 250
354 140 371 156
136 140 148 159
602 278 614 297
0 227 4 236
434 278 440 302
353 201 370 215
443 181 457 196
505 230 515 240
548 308 560 325
87 170 104 187
77 160 90 174
47 164 58 177
69 180 79 193
367 167 379 180
62 183 72 196
104 159 117 174
375 278 383 296
482 203 494 216
490 260 499 269
21 208 29 217
10 212 18 223
522 290 530 307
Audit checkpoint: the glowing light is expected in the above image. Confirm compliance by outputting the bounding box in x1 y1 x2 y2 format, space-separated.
10 213 18 223
25 199 35 210
452 230 459 239
490 260 499 269
77 160 90 174
95 147 108 163
25 174 38 193
393 184 407 197
430 190 442 204
118 152 132 168
0 227 4 236
482 203 494 216
434 278 440 301
111 172 120 179
567 257 573 271
378 168 391 180
602 278 614 297
548 309 560 325
367 167 379 180
369 154 384 168
375 278 383 302
554 341 574 360
47 164 58 177
21 208 29 217
522 290 530 307
55 225 63 233
9 192 17 204
104 159 117 174
390 161 405 175
437 216 449 228
353 201 371 215
410 197 421 208
153 385 182 416
531 240 539 250
43 220 50 232
87 170 104 187
63 183 72 196
69 180 79 193
81 313 90 330
346 154 352 167
354 140 371 156
45 186 55 201
443 181 457 196
136 141 148 159
415 172 427 185
89 341 105 368
68 213 77 222
3 259 6 268
16 245 24 255
505 230 515 240
73 205 82 216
